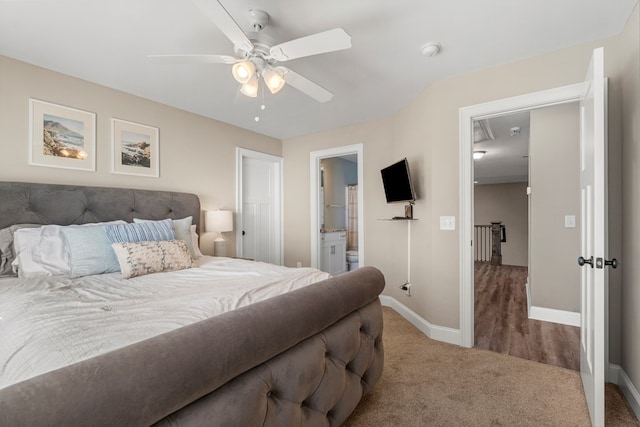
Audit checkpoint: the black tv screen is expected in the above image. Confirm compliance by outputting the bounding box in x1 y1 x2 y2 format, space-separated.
380 158 416 203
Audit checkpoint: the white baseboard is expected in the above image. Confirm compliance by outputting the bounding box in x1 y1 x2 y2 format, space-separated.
379 295 461 346
610 363 640 421
525 276 580 327
526 277 532 317
529 306 581 327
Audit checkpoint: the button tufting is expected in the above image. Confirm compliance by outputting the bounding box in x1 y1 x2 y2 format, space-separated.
266 391 272 398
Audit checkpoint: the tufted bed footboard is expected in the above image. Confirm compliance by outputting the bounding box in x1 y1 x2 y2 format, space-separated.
0 266 385 427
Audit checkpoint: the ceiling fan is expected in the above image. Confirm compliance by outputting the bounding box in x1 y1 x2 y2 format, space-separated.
148 0 352 103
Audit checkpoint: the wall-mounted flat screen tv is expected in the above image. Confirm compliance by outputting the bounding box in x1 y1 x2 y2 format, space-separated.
380 158 416 203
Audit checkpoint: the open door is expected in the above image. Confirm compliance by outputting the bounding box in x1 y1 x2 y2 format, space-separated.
578 46 611 427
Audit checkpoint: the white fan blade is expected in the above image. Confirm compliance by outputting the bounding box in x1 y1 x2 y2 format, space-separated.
147 54 237 64
191 0 254 52
280 67 333 103
269 28 351 62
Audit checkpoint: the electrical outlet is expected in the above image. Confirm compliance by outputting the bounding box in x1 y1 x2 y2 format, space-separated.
400 282 412 296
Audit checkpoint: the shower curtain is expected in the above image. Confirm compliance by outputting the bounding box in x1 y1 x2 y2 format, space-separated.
346 185 358 250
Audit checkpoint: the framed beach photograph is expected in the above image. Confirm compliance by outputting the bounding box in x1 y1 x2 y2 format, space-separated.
111 118 159 177
29 99 96 171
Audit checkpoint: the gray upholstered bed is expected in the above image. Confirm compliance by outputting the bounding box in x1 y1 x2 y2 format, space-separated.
0 182 384 426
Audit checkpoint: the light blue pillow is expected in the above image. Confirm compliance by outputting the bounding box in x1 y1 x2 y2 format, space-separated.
104 218 175 244
61 225 121 278
133 216 197 259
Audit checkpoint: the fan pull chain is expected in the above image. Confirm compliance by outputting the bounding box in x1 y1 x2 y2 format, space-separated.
254 83 266 123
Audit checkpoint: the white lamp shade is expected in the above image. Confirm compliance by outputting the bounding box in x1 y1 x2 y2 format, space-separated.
206 210 233 233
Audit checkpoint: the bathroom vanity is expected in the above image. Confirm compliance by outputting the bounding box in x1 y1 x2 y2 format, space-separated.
320 230 347 276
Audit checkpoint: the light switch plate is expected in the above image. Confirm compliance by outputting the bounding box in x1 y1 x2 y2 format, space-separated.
565 215 576 228
440 216 455 230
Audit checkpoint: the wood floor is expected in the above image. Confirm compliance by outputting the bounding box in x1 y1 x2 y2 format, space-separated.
474 262 580 371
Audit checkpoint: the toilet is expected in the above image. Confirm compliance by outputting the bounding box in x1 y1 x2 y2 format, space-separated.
346 250 359 271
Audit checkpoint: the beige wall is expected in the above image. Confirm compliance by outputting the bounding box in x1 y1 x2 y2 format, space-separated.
282 118 394 270
0 55 281 256
529 103 581 312
283 32 628 362
620 4 640 401
474 183 528 267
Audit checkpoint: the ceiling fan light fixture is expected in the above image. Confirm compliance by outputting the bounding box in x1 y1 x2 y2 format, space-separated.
473 150 487 160
263 68 285 94
240 77 259 98
232 60 256 84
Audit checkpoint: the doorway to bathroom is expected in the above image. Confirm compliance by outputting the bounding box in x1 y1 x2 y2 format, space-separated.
310 144 364 275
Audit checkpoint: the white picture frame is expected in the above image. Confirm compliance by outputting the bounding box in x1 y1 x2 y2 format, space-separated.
29 98 96 172
111 118 159 178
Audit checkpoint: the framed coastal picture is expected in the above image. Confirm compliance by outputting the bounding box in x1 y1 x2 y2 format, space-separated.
29 99 96 171
111 118 159 177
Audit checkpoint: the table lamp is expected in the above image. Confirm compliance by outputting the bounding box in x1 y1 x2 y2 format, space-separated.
206 210 233 257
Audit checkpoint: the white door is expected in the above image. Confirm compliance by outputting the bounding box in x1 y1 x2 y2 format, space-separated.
578 47 608 427
236 149 282 264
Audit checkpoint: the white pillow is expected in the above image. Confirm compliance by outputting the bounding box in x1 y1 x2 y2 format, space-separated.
12 221 125 278
190 225 203 258
12 227 49 278
0 224 41 277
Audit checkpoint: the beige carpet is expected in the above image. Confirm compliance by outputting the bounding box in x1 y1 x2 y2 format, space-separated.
344 307 640 427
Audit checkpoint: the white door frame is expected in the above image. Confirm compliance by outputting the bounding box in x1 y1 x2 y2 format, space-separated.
310 144 364 269
236 147 284 263
459 82 590 348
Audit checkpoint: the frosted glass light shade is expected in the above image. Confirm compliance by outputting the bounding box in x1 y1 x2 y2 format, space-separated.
240 77 259 98
473 150 486 160
205 210 233 233
232 61 256 84
263 68 285 94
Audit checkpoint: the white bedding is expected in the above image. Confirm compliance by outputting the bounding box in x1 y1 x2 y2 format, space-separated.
0 256 329 390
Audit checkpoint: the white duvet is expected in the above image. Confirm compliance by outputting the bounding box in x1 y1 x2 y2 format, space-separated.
0 257 329 390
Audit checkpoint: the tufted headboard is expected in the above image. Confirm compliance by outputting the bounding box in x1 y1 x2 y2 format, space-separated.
0 182 201 232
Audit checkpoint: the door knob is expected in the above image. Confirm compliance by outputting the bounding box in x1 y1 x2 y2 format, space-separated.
605 258 618 268
578 256 593 268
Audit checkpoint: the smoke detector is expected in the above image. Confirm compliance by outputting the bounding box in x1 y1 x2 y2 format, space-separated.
510 126 521 136
421 42 441 58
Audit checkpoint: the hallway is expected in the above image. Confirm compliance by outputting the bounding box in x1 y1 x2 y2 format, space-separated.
474 262 580 371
